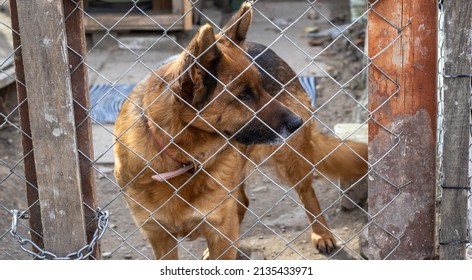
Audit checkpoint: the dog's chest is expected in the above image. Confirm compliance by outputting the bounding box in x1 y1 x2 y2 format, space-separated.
124 158 242 238
151 194 218 238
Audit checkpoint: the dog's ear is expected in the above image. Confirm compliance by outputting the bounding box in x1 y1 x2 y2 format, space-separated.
220 2 252 45
176 24 220 107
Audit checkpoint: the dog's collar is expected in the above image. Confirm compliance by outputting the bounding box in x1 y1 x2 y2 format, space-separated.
147 120 195 182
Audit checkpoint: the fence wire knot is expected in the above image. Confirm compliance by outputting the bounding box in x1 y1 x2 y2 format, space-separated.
9 208 109 260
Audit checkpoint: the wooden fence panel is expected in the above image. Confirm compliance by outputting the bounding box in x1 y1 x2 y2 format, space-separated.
439 0 472 260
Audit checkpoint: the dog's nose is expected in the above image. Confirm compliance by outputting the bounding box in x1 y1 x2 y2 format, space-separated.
287 116 303 133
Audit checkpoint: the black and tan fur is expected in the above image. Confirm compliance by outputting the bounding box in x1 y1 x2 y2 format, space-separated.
113 3 367 260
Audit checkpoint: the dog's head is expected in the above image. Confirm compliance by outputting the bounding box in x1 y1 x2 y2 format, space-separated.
168 2 302 145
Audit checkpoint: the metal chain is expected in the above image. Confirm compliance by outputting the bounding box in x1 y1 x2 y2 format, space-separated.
9 208 109 260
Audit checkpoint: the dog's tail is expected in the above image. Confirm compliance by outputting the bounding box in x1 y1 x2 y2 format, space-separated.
311 133 368 183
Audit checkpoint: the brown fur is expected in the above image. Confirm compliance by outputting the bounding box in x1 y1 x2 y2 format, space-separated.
242 39 368 252
113 2 367 259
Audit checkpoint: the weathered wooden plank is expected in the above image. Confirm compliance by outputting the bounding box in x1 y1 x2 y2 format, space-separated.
83 13 184 31
16 0 87 256
9 0 44 255
439 0 471 260
63 0 99 259
366 0 437 259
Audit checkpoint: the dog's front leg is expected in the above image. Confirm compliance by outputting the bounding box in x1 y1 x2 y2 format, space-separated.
202 205 240 260
142 221 179 259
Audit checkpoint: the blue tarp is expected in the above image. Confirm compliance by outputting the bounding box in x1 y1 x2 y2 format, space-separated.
89 76 316 123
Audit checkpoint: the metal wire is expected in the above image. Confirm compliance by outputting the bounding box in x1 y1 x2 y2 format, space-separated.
1 0 462 260
8 209 109 260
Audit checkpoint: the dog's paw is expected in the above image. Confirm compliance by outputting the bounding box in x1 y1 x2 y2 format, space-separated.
311 232 337 254
202 248 210 260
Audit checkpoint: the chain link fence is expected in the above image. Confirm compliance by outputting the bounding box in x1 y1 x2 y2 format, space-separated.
0 0 469 260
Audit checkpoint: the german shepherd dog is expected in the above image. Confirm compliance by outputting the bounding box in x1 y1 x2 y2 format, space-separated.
114 2 367 259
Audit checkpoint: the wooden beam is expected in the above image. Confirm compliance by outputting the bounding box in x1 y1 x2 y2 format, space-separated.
367 0 437 259
84 13 184 32
16 0 87 257
439 0 471 260
63 0 99 259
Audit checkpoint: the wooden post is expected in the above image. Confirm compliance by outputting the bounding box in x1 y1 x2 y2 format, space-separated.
63 0 99 259
439 0 471 260
366 0 437 259
16 0 87 256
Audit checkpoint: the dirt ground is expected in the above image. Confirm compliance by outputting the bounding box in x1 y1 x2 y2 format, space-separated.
0 0 370 260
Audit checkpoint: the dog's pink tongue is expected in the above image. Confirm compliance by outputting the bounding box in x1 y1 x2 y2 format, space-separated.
151 164 194 182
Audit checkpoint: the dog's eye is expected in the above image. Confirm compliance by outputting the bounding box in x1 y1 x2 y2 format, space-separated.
238 87 252 101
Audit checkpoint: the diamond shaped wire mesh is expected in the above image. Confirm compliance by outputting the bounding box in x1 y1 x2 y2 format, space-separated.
0 0 461 260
